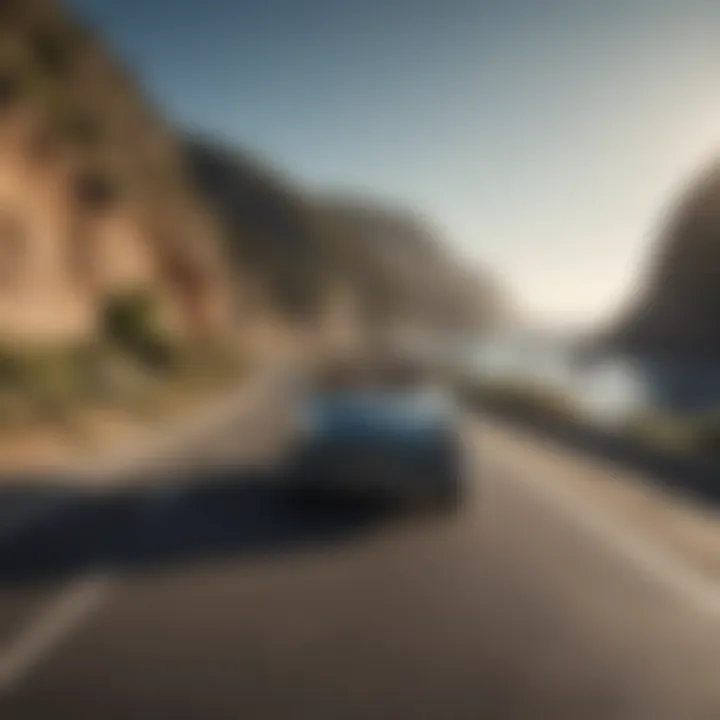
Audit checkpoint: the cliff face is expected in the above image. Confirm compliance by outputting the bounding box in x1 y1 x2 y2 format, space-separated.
313 199 500 335
613 161 720 357
4 0 499 351
0 0 233 345
183 137 328 323
183 141 502 342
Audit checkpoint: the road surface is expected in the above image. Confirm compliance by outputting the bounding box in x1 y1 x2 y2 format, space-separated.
0 396 719 719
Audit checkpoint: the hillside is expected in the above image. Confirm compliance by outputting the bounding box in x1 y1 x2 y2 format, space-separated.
182 137 329 323
0 0 233 345
313 198 502 334
0 0 501 464
612 160 720 357
183 138 502 337
183 138 502 341
0 0 500 354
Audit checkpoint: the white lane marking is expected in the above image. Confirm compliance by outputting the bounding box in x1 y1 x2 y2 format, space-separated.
0 577 112 694
493 455 720 617
0 374 280 695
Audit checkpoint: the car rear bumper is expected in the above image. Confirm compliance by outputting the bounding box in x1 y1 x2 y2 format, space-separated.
288 438 464 507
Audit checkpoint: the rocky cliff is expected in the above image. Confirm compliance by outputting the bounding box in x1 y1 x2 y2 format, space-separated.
0 0 500 353
183 140 502 342
0 0 233 346
313 198 501 335
183 137 328 323
612 160 720 357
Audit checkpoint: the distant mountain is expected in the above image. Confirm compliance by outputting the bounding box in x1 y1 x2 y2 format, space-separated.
312 197 503 334
0 0 233 344
611 160 720 357
183 138 504 338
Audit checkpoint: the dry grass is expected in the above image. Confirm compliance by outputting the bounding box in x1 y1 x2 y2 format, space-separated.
0 373 243 475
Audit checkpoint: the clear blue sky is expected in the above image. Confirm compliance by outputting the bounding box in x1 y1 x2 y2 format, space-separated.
67 0 720 327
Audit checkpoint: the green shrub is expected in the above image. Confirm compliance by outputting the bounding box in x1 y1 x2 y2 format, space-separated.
0 344 94 423
668 411 720 454
101 290 176 371
466 375 582 422
0 347 26 385
26 356 79 420
694 416 720 452
622 411 707 453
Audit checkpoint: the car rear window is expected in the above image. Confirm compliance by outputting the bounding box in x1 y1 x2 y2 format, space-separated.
313 355 433 393
375 357 427 389
315 359 370 391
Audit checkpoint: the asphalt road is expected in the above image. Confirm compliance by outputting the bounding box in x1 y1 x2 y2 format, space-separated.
1 398 720 719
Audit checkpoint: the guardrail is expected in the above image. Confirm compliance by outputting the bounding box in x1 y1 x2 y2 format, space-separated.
465 390 720 506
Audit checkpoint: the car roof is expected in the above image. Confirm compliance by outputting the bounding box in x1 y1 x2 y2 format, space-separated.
313 353 432 391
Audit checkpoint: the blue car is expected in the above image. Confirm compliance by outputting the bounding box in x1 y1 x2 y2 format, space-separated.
287 357 466 511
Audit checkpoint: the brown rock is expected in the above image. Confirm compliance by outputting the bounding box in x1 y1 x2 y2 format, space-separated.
0 0 234 347
613 160 720 357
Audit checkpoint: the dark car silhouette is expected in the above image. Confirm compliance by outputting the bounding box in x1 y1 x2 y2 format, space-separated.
287 355 467 511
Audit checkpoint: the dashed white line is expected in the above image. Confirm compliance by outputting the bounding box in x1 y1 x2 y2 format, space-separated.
0 576 112 695
0 374 275 697
6 411 718 698
495 455 720 617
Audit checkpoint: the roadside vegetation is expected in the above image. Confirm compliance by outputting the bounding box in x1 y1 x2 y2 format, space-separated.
463 373 720 459
460 374 583 423
622 410 720 455
0 288 245 431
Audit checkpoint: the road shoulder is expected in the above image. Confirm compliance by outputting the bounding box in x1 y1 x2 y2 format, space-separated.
478 415 720 582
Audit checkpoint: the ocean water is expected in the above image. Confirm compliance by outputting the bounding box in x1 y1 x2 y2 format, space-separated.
471 332 720 425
